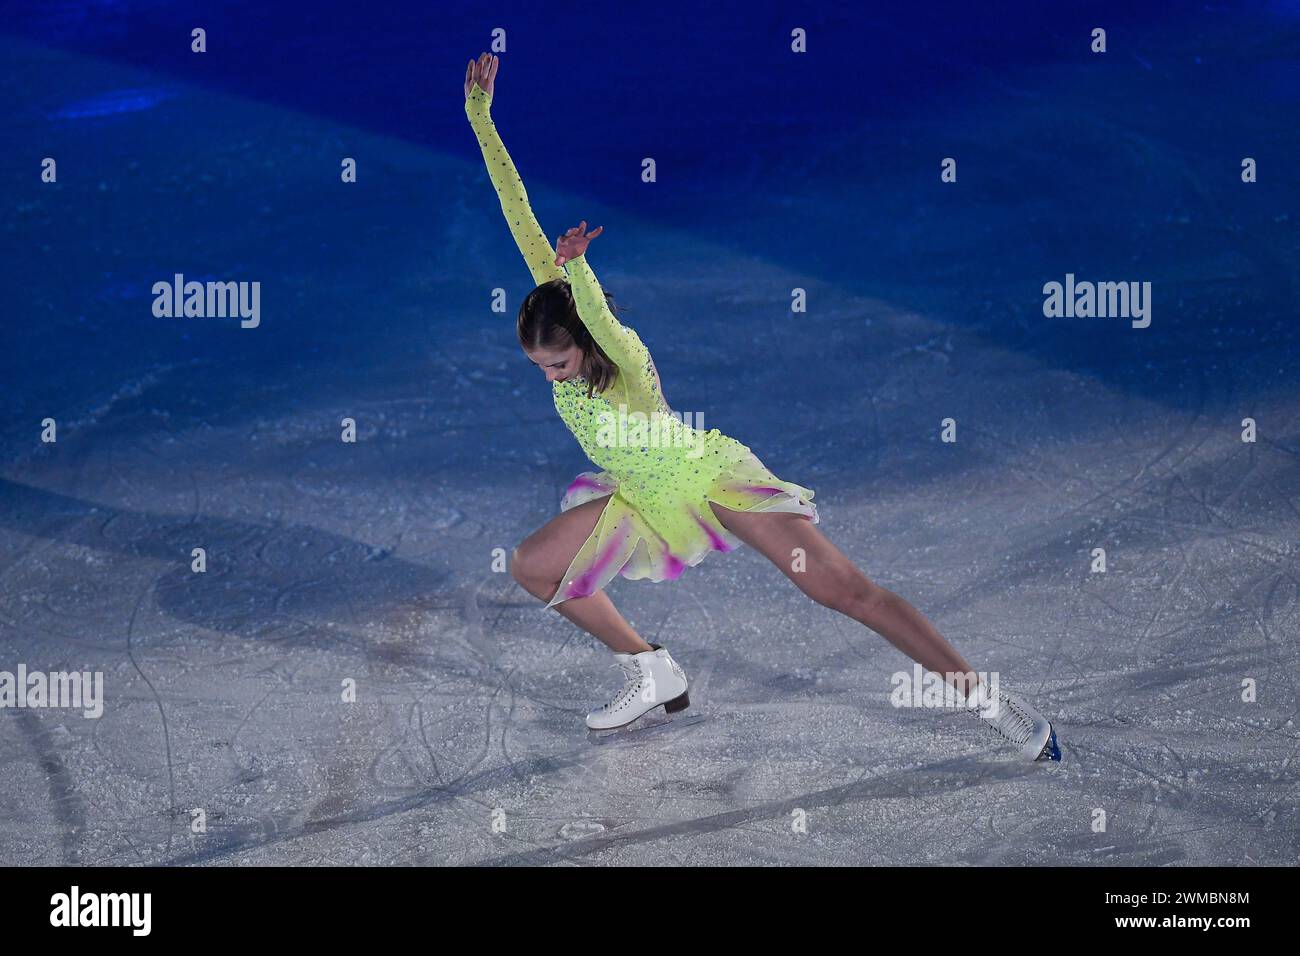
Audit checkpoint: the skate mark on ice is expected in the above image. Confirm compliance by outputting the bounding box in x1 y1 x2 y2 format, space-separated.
155 737 605 865
126 582 181 855
0 478 454 657
475 757 1037 866
6 709 90 865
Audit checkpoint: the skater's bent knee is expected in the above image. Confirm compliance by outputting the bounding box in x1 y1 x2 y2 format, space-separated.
509 544 538 586
510 543 560 599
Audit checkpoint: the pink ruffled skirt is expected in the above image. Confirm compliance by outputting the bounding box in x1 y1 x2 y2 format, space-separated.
545 447 818 609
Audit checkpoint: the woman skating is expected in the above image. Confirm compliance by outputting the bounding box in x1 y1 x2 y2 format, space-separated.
463 53 1059 760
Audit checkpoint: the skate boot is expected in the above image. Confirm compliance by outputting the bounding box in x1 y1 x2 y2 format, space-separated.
965 682 1061 762
586 643 690 732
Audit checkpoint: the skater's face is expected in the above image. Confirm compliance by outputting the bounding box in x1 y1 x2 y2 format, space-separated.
523 343 584 384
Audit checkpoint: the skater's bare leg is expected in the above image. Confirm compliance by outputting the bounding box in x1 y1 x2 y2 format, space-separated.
550 591 653 655
709 503 980 698
512 497 654 655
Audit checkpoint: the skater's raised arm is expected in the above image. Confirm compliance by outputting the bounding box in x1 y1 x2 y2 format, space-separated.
555 223 648 376
463 54 566 287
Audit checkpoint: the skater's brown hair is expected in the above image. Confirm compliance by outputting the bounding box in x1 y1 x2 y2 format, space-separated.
517 279 625 398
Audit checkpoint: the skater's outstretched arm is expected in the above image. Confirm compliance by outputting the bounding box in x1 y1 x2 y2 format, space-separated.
463 54 566 287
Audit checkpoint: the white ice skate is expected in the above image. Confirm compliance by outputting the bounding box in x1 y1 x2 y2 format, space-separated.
965 682 1061 762
586 644 690 732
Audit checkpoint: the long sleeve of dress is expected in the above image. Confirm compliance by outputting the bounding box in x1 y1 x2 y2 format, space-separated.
563 252 650 378
464 84 566 287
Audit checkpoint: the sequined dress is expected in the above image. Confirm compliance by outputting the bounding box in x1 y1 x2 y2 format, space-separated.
466 84 818 608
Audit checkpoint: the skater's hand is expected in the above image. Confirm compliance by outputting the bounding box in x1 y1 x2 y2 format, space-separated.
555 221 603 267
464 52 498 100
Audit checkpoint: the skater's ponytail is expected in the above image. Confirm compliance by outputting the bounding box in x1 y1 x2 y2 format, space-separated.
518 278 627 398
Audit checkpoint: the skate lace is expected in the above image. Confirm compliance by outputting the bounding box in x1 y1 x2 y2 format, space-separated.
604 659 644 710
971 689 1035 747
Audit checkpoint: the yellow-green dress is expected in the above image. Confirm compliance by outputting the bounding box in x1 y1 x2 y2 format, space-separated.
466 84 818 609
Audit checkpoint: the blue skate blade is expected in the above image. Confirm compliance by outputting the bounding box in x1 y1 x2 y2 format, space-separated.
1037 727 1062 762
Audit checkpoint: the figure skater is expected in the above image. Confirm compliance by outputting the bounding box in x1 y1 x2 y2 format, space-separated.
463 53 1059 760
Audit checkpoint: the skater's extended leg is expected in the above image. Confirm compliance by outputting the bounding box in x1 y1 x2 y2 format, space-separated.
709 503 978 696
708 503 1059 760
512 497 653 655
